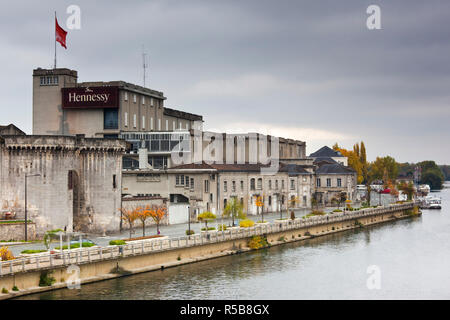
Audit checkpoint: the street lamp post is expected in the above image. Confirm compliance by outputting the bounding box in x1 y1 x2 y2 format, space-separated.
24 173 40 242
187 205 191 236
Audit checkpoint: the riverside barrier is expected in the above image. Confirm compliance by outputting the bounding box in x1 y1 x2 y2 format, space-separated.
0 202 417 278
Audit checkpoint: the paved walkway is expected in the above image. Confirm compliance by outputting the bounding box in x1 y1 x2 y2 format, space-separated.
7 207 340 256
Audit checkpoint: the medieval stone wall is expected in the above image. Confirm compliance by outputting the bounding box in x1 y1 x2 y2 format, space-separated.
0 135 126 236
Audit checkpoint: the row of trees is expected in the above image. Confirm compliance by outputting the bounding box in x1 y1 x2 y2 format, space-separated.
120 205 168 238
333 143 445 190
439 165 450 181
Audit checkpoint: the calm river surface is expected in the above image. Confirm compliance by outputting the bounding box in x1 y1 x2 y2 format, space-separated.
18 183 450 300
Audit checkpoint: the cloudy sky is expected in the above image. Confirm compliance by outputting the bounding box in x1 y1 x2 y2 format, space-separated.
0 0 449 163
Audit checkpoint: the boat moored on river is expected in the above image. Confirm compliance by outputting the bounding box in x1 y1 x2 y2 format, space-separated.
419 195 442 209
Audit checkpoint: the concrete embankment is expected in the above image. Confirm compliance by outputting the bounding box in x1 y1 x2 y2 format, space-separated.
0 203 418 299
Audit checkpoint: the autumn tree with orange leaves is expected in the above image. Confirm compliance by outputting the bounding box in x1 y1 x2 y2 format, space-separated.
137 205 152 236
147 205 168 235
120 207 141 238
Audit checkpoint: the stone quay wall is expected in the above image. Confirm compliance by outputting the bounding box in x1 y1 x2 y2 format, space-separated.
0 202 418 299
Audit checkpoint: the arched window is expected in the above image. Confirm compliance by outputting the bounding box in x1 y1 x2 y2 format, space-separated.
257 178 262 190
250 178 256 190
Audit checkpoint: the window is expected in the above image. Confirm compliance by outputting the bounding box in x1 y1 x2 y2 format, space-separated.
205 180 210 193
282 180 285 189
257 178 262 190
40 76 58 86
268 196 272 206
275 180 279 189
186 123 189 130
240 198 244 205
224 199 227 208
104 109 118 129
250 178 256 190
124 92 128 101
269 180 272 190
124 112 128 127
190 178 194 189
176 175 180 185
224 181 227 192
327 178 331 187
181 175 185 185
316 178 321 187
150 98 154 106
290 179 295 190
166 119 169 130
232 181 236 192
113 175 117 189
142 96 145 104
303 177 307 182
142 116 146 129
150 117 154 130
158 119 161 130
173 121 176 131
337 178 342 187
186 176 189 187
133 114 137 128
241 180 244 190
133 94 137 103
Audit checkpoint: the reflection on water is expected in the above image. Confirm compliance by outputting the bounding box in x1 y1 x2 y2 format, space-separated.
17 184 450 300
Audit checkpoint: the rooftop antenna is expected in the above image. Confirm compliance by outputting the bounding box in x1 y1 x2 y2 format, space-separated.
142 45 148 87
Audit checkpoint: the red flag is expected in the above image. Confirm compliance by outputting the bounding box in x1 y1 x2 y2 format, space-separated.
55 17 67 49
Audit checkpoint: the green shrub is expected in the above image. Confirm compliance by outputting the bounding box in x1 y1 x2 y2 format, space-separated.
55 242 95 250
185 230 195 235
248 236 269 249
21 249 47 254
39 271 55 287
256 220 267 223
278 236 286 242
218 224 227 231
332 209 342 213
354 220 364 228
1 288 8 294
201 227 216 231
239 219 255 228
12 286 18 291
305 210 326 218
109 240 126 246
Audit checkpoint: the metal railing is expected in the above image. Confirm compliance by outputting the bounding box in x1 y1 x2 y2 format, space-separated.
0 202 415 277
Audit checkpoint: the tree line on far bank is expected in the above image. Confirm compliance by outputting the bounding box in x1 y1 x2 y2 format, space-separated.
333 142 446 190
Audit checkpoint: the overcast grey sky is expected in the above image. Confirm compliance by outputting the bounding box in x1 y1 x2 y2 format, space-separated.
0 0 449 163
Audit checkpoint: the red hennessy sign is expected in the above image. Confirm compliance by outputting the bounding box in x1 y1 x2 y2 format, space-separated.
62 86 119 109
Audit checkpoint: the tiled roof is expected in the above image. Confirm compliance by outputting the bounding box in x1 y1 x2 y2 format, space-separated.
310 146 343 158
279 163 310 176
313 157 338 165
316 163 355 174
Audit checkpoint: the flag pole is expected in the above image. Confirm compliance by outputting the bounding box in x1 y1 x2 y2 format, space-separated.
54 11 57 69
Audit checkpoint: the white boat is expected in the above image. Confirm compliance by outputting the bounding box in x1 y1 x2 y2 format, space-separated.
418 184 431 196
419 195 442 209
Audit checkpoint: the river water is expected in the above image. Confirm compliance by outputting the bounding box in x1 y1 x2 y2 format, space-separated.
17 183 450 300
